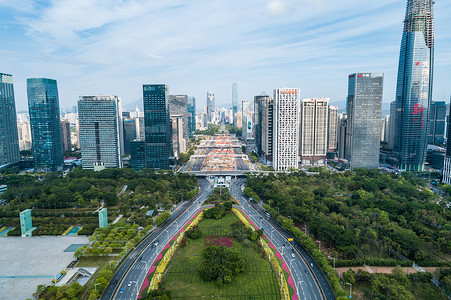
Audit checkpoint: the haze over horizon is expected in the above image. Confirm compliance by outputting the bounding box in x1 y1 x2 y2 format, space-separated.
1 0 450 111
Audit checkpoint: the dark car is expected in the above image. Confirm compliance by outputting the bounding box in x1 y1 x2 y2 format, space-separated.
304 269 309 274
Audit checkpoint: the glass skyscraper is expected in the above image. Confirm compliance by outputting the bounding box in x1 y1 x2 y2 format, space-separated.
254 94 268 156
393 0 434 171
345 73 383 170
428 100 446 146
143 84 172 170
187 96 196 138
27 78 64 172
0 73 20 166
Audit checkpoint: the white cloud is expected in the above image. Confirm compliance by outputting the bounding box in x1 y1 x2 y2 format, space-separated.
1 0 450 111
267 1 290 15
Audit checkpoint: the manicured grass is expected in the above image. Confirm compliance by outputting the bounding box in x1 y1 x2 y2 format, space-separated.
162 214 280 299
76 256 112 268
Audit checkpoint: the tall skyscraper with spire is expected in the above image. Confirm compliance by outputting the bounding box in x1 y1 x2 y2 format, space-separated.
393 0 434 171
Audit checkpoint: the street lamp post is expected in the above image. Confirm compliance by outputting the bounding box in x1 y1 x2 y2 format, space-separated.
94 283 101 291
275 207 279 213
328 256 336 269
346 282 352 298
316 240 321 251
302 226 308 236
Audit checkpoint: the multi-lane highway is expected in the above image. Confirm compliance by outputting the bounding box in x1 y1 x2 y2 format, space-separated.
101 178 213 300
230 178 336 300
102 176 335 300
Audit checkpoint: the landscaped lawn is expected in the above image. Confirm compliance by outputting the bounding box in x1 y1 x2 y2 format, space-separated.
76 256 112 268
162 213 280 299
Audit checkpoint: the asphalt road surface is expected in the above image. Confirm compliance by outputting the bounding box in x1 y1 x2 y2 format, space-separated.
230 178 336 300
101 178 213 300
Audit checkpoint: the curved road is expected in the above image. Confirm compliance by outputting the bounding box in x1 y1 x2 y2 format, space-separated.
231 178 336 300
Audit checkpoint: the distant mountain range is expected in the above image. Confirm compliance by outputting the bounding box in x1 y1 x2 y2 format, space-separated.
123 98 143 111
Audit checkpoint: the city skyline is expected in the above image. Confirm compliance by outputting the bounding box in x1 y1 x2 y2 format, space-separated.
1 0 451 111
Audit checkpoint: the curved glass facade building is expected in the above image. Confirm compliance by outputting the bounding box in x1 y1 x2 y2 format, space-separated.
27 78 64 172
393 0 434 171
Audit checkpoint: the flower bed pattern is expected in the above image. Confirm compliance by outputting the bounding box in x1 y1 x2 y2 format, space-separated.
139 208 207 298
205 235 234 247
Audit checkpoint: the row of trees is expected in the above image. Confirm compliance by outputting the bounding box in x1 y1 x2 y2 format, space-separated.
196 124 221 136
0 168 198 234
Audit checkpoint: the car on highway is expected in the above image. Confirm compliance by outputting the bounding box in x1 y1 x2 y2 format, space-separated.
151 241 159 248
128 281 132 287
291 253 295 258
119 287 124 294
305 269 309 274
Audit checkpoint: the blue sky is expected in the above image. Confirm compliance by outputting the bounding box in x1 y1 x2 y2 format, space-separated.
1 0 450 111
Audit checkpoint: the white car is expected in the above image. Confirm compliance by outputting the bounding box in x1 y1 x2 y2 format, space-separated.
128 281 132 287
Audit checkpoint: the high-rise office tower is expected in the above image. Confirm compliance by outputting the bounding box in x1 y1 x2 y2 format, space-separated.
169 95 189 148
130 139 145 171
232 83 238 126
17 121 32 151
273 88 300 171
337 113 347 159
393 0 434 171
242 100 253 141
428 101 446 145
261 97 274 166
123 118 138 155
328 106 338 152
61 119 72 152
388 101 396 149
254 94 268 156
27 78 64 172
442 98 451 184
143 84 172 170
346 73 383 169
171 115 186 157
206 91 215 123
187 96 196 138
234 111 242 129
78 96 123 170
0 73 20 165
382 115 391 143
300 98 329 165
